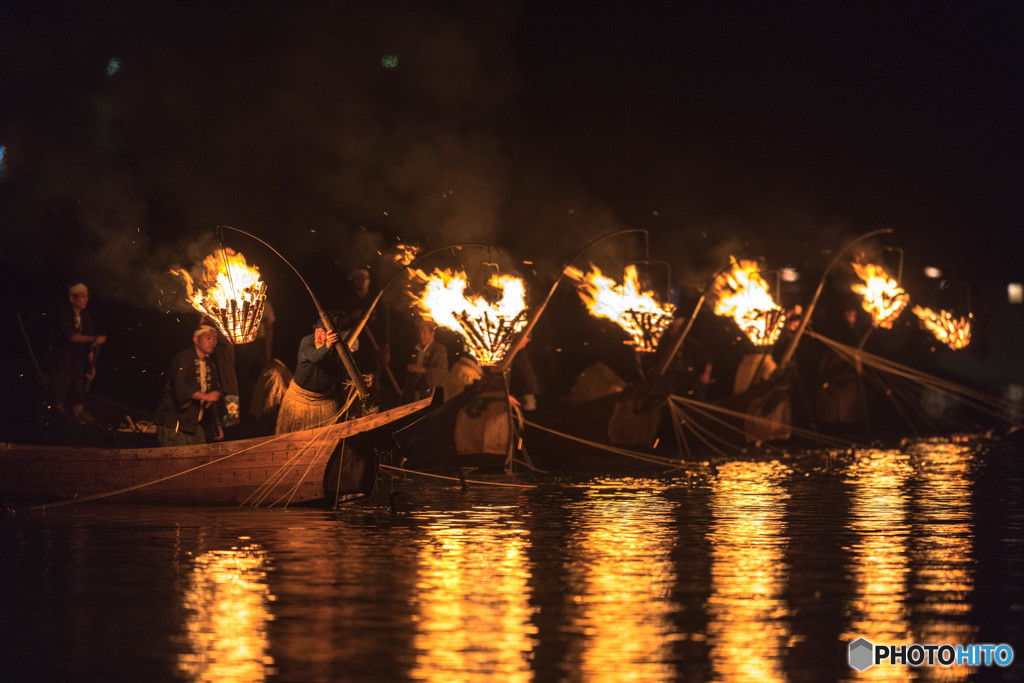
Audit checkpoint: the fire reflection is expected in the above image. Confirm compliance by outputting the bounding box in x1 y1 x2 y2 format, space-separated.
564 481 677 680
706 461 792 682
908 440 976 681
411 508 536 680
843 450 914 681
178 544 274 682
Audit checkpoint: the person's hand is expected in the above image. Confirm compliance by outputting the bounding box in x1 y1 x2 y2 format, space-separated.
213 424 225 441
406 364 423 373
86 367 96 381
94 335 107 345
205 390 222 402
325 331 339 347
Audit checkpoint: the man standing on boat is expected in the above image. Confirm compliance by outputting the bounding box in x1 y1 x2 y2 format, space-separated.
155 325 224 446
403 320 448 402
53 282 106 421
275 315 353 434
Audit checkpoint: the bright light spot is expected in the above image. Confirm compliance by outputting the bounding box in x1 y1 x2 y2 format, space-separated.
923 266 942 279
0 145 6 176
780 267 800 283
106 58 121 76
381 54 399 68
1008 283 1023 305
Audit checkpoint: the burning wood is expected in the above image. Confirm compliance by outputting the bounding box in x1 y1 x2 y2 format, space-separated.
172 248 267 344
392 244 421 266
912 306 972 349
564 264 675 352
710 257 786 346
851 262 908 328
412 268 528 366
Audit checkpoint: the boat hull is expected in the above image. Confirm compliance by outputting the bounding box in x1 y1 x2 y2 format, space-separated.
0 397 433 507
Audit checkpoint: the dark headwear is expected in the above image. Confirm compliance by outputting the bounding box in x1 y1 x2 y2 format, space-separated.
314 312 344 331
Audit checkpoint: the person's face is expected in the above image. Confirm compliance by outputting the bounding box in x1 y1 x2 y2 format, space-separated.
315 327 327 346
417 324 434 347
194 330 218 356
352 273 369 294
69 291 89 311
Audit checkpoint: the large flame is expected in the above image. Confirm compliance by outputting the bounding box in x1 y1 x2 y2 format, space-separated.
412 269 528 366
171 248 267 344
912 306 971 350
564 264 676 353
710 257 786 346
851 262 908 329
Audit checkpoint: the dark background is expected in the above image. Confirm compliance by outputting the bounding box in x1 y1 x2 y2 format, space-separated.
2 0 1022 428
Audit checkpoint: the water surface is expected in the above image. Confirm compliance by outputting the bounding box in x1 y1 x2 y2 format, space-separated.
2 437 1021 681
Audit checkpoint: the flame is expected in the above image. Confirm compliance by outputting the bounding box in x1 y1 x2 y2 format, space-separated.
851 262 908 329
412 268 528 366
912 306 972 349
171 248 267 344
393 244 421 266
710 257 786 346
564 264 676 353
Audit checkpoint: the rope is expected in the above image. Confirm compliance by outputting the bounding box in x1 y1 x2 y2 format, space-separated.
522 419 684 467
379 464 537 488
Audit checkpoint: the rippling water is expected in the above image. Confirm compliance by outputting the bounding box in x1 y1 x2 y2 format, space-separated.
2 437 1022 681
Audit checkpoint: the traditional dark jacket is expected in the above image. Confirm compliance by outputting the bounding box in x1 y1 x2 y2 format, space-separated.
293 334 347 395
155 347 221 435
404 341 448 401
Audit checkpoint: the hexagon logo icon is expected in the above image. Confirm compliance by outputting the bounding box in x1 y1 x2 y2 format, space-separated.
849 637 874 671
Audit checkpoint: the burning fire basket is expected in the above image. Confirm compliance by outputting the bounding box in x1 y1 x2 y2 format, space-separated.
710 257 786 346
415 269 529 367
564 264 676 353
172 248 268 344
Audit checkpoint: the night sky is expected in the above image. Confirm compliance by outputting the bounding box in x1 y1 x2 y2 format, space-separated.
2 0 1022 410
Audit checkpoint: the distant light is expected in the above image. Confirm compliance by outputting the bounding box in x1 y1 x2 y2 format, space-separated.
1009 283 1023 304
381 54 399 68
0 145 6 170
106 58 121 76
780 267 800 283
923 266 942 279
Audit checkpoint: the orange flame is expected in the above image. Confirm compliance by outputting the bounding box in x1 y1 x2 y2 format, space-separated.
564 264 676 352
851 262 908 329
393 244 421 266
912 306 971 350
171 248 267 344
710 257 786 346
412 269 528 366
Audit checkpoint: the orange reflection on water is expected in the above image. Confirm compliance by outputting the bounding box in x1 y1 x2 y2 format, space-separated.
843 450 913 682
909 441 976 681
707 461 792 682
178 544 274 682
564 481 677 681
411 507 536 681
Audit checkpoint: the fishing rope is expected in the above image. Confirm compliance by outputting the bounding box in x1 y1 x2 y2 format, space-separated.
379 464 537 488
808 330 1018 423
522 419 684 467
669 394 858 448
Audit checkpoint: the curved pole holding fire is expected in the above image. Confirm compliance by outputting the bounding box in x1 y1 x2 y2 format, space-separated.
775 228 894 371
344 242 492 346
495 228 649 374
217 225 371 399
653 261 734 377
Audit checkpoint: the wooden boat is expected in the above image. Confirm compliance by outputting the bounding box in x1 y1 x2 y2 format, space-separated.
0 395 435 508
